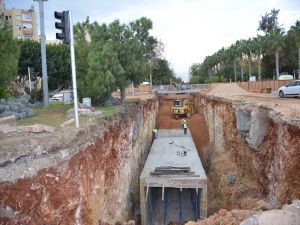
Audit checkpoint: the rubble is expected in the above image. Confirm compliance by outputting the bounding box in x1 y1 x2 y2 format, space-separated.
185 200 300 225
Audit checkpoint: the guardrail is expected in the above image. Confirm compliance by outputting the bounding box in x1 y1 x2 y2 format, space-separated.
153 84 210 94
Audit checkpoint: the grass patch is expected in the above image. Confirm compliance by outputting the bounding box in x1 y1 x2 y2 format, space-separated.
17 99 140 128
17 102 73 127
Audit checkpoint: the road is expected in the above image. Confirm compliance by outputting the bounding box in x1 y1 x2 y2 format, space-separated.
206 83 300 122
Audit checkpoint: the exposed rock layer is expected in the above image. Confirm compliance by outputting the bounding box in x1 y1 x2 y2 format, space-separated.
194 93 300 212
0 99 158 225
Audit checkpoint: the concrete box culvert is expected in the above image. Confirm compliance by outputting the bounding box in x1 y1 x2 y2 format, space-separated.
140 129 207 225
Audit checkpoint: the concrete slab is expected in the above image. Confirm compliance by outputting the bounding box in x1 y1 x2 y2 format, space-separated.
140 129 207 188
140 129 207 225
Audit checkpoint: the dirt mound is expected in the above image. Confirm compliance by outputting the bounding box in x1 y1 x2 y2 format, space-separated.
207 83 249 96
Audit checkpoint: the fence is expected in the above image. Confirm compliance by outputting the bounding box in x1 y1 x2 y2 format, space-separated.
237 80 291 92
152 84 210 94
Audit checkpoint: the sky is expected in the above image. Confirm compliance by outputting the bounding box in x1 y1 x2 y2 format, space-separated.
5 0 300 82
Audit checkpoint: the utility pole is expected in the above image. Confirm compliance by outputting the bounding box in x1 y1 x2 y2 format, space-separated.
34 0 49 106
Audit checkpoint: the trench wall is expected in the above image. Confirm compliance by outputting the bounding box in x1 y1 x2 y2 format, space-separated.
194 94 300 211
0 99 159 225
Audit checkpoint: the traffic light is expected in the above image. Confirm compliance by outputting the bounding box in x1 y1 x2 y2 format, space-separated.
54 11 70 44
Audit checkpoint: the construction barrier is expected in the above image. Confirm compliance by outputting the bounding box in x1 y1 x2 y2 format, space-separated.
237 80 291 92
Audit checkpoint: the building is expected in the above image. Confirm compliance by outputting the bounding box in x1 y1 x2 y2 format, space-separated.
0 0 5 16
3 1 38 41
46 39 62 45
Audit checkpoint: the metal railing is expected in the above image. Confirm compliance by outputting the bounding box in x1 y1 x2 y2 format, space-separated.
152 84 210 94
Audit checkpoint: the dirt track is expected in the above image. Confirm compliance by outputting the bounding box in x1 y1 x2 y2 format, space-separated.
156 96 209 159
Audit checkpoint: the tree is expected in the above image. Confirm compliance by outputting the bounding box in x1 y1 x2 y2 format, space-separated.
227 44 238 81
288 21 300 75
258 9 280 34
151 58 176 85
252 35 266 80
0 16 19 88
74 21 91 100
17 40 40 82
75 17 157 105
46 43 71 90
17 40 71 90
258 8 284 79
267 28 285 78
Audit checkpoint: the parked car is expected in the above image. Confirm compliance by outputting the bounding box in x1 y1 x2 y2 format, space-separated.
278 80 300 98
51 93 63 101
278 75 294 80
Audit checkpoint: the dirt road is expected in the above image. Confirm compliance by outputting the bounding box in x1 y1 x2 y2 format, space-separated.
207 83 300 121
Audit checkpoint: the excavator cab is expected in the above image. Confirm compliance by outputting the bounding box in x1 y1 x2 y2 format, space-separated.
173 100 183 107
171 99 191 119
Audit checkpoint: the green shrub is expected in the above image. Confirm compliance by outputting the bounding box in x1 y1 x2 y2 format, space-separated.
0 87 10 100
204 75 226 83
28 85 43 102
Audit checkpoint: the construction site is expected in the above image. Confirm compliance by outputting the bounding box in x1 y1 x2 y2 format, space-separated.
0 83 300 225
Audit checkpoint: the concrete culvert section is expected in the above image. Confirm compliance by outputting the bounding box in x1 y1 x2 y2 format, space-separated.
140 129 207 225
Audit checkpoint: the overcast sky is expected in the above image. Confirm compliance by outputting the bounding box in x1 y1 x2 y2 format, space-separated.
5 0 300 82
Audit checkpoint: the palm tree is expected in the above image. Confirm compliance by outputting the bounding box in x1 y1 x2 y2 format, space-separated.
236 39 247 81
252 35 266 80
243 38 254 79
266 28 285 79
228 44 238 82
289 21 300 78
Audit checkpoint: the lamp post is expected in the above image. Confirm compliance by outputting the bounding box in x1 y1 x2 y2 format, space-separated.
34 0 48 106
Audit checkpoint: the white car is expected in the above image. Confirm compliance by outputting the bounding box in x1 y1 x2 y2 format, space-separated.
278 80 300 98
278 75 294 80
51 93 63 101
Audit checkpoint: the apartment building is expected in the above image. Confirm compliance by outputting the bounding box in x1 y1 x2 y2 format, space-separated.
3 2 38 41
0 0 5 16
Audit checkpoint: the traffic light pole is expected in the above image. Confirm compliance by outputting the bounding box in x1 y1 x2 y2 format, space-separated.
69 11 79 128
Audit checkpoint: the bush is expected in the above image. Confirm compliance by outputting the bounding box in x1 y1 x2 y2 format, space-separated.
204 75 226 83
0 87 10 100
0 95 35 119
25 86 43 103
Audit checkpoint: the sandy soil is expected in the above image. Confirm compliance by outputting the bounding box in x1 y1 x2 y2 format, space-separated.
207 83 300 122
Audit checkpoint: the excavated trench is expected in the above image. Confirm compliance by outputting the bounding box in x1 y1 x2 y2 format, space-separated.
0 93 299 225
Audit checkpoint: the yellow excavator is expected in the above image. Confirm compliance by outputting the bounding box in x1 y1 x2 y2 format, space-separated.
171 99 191 119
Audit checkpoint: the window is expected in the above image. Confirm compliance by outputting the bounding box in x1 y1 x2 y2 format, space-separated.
5 16 8 20
16 35 22 39
23 23 32 30
15 14 21 20
23 35 32 40
22 14 32 21
16 24 22 30
288 82 296 87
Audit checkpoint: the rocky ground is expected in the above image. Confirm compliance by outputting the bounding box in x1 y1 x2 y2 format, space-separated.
185 200 300 225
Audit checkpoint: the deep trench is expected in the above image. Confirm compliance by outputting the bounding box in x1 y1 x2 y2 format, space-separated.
1 93 299 225
134 94 211 225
